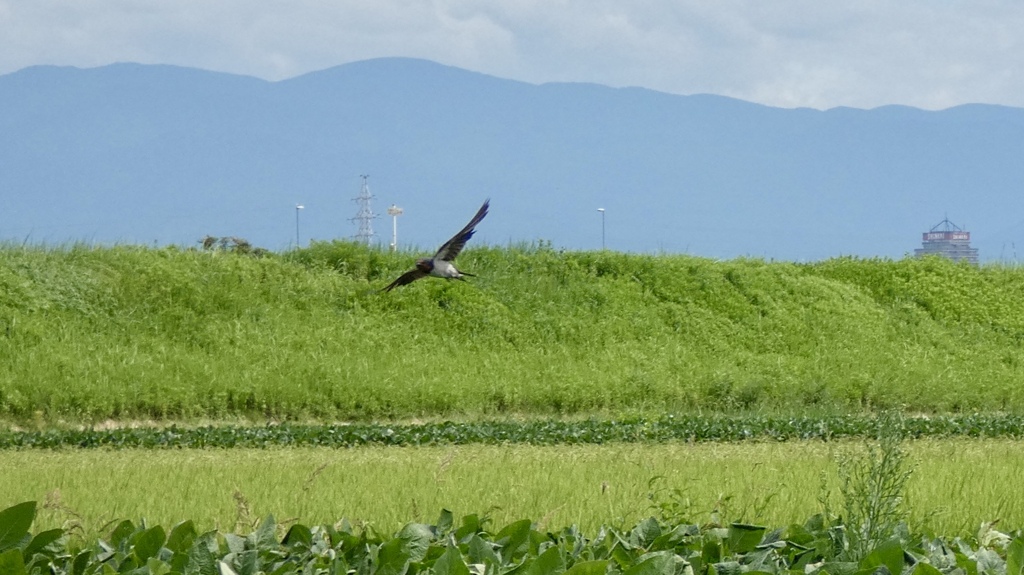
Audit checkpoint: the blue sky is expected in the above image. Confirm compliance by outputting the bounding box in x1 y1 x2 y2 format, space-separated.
1 1 1022 110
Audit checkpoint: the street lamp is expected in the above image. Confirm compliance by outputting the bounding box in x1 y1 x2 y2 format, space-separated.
387 204 403 251
295 204 304 247
597 208 605 250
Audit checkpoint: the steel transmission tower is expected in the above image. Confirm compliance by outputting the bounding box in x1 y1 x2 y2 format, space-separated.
350 175 378 245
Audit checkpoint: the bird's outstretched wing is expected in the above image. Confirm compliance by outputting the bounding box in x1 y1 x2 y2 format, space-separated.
433 199 490 262
382 268 428 292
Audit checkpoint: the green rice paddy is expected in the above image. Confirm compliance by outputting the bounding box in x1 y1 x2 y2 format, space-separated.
4 439 1022 540
4 243 1024 546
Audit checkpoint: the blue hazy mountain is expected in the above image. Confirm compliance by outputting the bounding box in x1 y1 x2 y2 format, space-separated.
2 57 1024 261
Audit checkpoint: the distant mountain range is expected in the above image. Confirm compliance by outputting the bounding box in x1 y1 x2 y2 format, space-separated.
2 57 1023 261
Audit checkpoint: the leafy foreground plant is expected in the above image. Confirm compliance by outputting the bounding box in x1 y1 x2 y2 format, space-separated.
3 501 1024 575
833 412 915 561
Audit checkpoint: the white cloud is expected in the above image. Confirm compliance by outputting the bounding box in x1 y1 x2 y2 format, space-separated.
1 0 1022 109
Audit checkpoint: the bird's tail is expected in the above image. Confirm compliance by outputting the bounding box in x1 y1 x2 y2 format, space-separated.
458 271 476 278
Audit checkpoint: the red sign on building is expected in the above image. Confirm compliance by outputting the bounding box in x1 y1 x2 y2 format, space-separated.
923 231 970 242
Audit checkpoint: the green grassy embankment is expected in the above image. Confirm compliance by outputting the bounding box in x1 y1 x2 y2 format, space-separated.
2 241 1024 424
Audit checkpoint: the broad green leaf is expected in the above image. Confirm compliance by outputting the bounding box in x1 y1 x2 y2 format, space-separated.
222 533 246 554
72 549 92 575
687 553 705 575
454 514 482 542
976 549 1003 575
167 520 197 554
912 562 943 575
269 559 300 575
116 555 141 572
786 524 816 547
711 560 744 575
803 514 827 535
134 525 167 563
650 523 700 552
253 514 277 548
147 556 172 575
376 536 411 575
851 563 884 575
817 561 859 575
23 528 64 558
790 545 820 571
436 509 455 535
861 539 903 575
742 548 774 572
281 524 312 547
397 523 434 563
109 520 136 549
218 560 239 575
234 549 258 575
1008 537 1024 575
432 545 470 575
467 534 500 568
624 552 677 575
702 540 721 565
494 519 533 560
955 551 979 575
0 501 36 553
0 548 27 575
186 533 218 575
611 543 637 570
726 523 766 554
335 518 354 536
525 546 565 575
630 518 661 549
565 560 609 575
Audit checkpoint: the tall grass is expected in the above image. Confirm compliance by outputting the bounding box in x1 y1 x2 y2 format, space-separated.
2 440 1021 540
3 242 1024 423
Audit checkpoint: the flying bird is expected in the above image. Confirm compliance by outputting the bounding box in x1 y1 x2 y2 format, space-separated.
382 199 490 292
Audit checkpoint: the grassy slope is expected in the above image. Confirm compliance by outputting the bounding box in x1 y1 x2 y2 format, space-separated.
2 242 1024 423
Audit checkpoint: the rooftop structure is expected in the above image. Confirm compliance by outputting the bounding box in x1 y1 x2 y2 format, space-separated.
914 218 978 264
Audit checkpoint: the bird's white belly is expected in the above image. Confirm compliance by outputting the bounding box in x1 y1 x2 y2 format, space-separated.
431 260 460 278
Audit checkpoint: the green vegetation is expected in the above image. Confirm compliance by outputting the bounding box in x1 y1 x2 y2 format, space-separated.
4 241 1024 573
4 440 1023 540
4 242 1024 423
834 412 915 560
4 414 1024 449
4 497 1024 575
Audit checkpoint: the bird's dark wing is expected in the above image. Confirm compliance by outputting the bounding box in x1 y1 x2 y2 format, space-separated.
382 268 429 292
433 199 490 262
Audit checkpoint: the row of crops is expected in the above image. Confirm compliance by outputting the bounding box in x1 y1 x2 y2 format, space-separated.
4 501 1024 575
4 414 1024 449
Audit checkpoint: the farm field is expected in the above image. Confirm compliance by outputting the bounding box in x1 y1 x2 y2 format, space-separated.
3 439 1023 540
4 242 1024 423
4 242 1024 571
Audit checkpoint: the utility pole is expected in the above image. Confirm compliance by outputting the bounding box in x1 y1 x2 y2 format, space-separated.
387 204 403 251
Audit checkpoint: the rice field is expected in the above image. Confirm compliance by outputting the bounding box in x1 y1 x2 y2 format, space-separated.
6 243 1024 560
4 439 1022 541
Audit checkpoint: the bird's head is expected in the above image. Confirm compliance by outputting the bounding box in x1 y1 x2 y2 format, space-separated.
415 258 433 272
